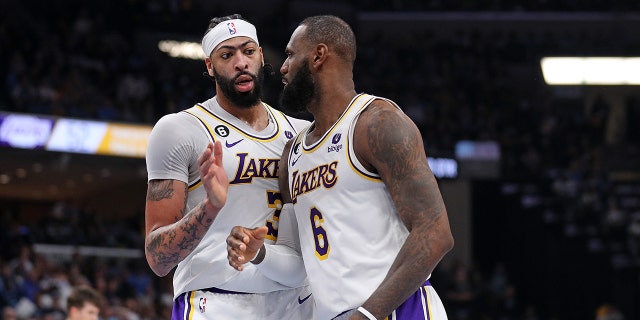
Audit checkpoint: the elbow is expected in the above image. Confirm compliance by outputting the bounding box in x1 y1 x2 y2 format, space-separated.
440 230 455 260
155 269 171 277
145 232 175 277
437 215 455 256
151 265 171 277
145 249 172 277
444 232 455 254
147 258 171 277
434 229 454 259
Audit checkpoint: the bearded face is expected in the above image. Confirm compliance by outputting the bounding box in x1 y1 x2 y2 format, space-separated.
279 60 315 114
213 67 264 109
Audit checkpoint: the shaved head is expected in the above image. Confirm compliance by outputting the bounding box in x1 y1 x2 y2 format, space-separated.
298 15 356 65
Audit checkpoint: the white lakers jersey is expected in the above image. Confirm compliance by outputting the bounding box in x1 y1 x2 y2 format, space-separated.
146 97 309 297
287 93 411 319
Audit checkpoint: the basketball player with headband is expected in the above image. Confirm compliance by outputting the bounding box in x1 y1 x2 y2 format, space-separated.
144 14 315 320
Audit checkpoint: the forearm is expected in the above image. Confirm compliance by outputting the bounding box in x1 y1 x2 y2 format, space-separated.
254 244 307 287
360 227 453 319
254 203 307 287
145 199 220 276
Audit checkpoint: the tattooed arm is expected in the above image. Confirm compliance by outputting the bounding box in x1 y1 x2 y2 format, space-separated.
350 100 454 320
145 141 229 276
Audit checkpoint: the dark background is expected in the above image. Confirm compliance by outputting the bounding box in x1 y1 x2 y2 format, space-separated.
1 1 639 319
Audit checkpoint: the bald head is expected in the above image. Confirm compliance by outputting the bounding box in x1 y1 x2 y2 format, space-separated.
298 15 356 65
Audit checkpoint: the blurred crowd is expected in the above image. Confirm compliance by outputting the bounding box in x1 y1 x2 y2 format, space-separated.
1 0 640 319
0 199 549 319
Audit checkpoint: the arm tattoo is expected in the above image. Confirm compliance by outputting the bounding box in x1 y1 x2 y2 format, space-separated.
146 184 217 273
196 202 214 226
363 105 448 316
366 108 422 207
180 184 188 219
365 107 444 228
147 180 175 201
146 230 180 266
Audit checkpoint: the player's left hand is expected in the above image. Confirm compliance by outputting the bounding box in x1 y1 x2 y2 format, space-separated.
197 141 229 210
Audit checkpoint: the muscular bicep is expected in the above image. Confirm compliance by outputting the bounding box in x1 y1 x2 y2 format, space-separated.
145 179 188 235
354 101 446 231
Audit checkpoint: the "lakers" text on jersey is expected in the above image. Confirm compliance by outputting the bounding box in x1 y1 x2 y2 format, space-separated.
290 161 338 203
229 153 280 184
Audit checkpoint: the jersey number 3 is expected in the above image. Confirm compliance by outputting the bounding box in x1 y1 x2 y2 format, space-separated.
265 190 283 241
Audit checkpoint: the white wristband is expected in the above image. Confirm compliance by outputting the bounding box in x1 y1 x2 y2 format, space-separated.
357 307 377 320
249 249 260 262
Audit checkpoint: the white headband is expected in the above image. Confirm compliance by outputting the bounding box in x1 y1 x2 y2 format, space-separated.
202 19 259 57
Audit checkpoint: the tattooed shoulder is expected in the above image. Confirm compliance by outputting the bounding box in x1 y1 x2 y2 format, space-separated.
364 103 422 173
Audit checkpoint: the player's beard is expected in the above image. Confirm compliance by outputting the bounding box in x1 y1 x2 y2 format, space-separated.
279 60 315 114
214 67 264 109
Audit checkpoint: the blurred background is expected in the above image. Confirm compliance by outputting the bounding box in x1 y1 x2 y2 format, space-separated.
1 0 639 319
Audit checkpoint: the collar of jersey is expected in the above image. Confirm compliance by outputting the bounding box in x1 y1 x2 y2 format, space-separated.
301 93 372 153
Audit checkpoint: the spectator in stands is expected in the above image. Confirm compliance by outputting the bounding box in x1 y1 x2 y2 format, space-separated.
2 305 17 320
65 285 104 320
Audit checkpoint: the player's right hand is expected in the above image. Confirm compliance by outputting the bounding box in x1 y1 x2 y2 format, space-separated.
227 226 268 271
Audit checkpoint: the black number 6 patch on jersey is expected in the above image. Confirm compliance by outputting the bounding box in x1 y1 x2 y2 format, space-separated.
214 125 229 137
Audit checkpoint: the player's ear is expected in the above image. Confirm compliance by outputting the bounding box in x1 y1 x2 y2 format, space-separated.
311 44 328 68
205 57 215 77
259 47 265 65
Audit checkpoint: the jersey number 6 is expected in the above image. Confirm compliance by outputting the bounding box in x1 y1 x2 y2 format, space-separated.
310 207 330 260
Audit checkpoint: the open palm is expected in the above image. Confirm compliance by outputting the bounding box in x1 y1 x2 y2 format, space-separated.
197 141 229 209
